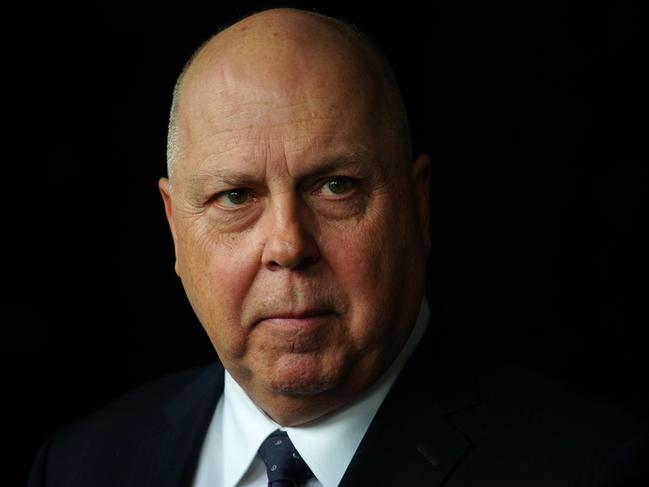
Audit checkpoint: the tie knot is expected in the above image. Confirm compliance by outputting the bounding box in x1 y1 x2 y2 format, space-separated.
258 430 313 486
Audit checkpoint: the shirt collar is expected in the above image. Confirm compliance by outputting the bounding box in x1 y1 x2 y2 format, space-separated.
223 297 430 487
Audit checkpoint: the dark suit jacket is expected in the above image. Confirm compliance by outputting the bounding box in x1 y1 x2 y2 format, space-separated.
28 324 649 486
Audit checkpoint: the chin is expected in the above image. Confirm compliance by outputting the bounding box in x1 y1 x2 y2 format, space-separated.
264 354 345 397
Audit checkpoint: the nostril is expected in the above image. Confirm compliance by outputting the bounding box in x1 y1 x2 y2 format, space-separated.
266 260 282 270
265 252 318 271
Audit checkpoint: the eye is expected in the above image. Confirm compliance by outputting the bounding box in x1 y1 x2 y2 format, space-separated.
213 189 253 208
319 177 356 197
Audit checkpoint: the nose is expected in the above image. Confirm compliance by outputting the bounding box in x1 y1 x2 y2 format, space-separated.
261 196 320 270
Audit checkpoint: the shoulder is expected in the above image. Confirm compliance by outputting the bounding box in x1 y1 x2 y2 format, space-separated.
457 361 648 484
63 363 221 435
418 328 648 444
471 361 647 436
415 327 648 443
28 362 224 486
406 327 649 483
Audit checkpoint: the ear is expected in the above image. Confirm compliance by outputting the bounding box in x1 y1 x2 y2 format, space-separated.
158 177 181 277
410 154 432 254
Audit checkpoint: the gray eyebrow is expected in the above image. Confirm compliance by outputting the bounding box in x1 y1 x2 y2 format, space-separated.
298 153 372 178
186 151 373 192
188 169 258 189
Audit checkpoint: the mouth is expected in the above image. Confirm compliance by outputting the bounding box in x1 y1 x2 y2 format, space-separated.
257 308 337 327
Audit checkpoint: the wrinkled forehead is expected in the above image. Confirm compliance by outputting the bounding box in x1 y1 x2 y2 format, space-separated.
181 94 386 191
184 52 373 121
175 37 390 176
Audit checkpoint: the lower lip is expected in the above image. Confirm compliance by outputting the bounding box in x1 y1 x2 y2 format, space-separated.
260 314 334 328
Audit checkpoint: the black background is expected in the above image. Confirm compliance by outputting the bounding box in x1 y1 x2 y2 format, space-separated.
19 3 647 484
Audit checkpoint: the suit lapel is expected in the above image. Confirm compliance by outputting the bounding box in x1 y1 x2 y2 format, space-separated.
339 324 479 487
128 363 225 487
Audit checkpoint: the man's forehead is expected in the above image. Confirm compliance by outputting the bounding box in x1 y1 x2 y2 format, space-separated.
182 82 348 130
177 10 380 123
173 82 394 192
184 117 354 163
177 66 383 177
181 45 373 121
188 122 375 173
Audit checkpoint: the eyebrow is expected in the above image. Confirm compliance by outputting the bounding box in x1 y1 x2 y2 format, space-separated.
300 152 373 178
188 169 258 189
186 151 373 193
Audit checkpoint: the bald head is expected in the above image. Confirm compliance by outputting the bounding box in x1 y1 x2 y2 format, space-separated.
166 8 411 184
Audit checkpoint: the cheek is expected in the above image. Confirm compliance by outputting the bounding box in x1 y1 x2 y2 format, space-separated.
176 222 261 357
320 204 404 338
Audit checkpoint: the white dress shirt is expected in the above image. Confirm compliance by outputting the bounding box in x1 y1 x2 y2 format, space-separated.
192 298 430 487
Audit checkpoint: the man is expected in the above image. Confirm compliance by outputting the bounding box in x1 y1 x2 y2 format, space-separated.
29 7 647 487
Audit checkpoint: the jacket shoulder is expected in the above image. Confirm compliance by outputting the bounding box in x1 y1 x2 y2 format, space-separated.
451 361 649 485
472 362 647 437
67 364 219 431
28 362 224 487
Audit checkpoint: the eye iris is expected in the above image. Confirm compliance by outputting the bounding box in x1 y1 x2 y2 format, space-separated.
327 178 349 194
227 190 249 204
